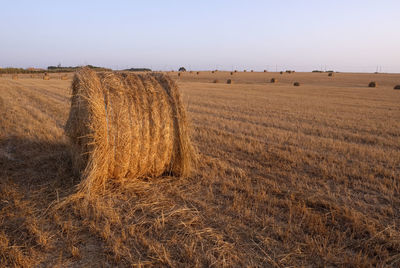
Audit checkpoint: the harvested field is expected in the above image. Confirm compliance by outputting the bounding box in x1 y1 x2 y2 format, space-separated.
0 71 400 267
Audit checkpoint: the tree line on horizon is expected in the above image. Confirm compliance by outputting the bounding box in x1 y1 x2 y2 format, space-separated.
0 65 154 74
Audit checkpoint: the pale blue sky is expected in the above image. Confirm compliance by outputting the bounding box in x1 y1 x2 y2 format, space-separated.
1 0 399 72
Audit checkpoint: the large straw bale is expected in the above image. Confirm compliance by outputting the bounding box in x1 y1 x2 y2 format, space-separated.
65 68 195 194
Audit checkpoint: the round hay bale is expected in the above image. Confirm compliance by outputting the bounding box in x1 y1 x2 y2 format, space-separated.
61 75 68 80
368 81 377 88
251 70 254 72
234 70 237 73
394 85 400 90
279 71 283 75
328 72 334 77
65 68 195 194
30 74 34 78
293 82 300 86
12 74 18 80
230 72 233 75
43 75 50 80
178 72 181 77
213 79 219 83
227 79 233 84
264 70 267 73
271 78 277 83
243 70 247 72
196 72 199 75
211 71 215 74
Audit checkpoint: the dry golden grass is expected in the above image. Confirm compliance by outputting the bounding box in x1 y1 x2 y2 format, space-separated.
0 71 400 266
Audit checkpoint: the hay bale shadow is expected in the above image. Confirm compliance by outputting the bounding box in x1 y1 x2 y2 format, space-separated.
0 136 77 196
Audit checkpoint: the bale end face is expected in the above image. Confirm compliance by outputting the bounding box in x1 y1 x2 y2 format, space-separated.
328 72 334 77
368 82 377 88
271 78 277 83
227 79 233 84
293 82 300 86
213 79 219 83
394 85 400 90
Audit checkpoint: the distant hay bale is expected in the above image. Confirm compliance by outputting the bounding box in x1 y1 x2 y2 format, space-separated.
293 82 300 86
211 71 215 74
328 72 334 77
213 79 220 83
30 74 34 78
227 79 233 84
61 75 68 80
243 70 247 72
394 85 400 90
12 74 18 80
178 72 181 77
234 70 237 73
43 75 50 80
230 72 233 75
279 71 283 74
271 78 277 83
65 68 195 194
251 70 254 72
368 81 377 88
196 72 199 75
264 70 267 73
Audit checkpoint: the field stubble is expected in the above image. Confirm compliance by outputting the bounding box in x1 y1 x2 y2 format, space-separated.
0 72 399 266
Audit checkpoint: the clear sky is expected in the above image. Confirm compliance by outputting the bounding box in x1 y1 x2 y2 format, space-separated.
1 0 399 72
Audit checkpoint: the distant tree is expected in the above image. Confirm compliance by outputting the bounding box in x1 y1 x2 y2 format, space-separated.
124 68 152 72
178 67 186 72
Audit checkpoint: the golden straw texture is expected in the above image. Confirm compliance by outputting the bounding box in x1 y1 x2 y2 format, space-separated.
65 68 195 194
